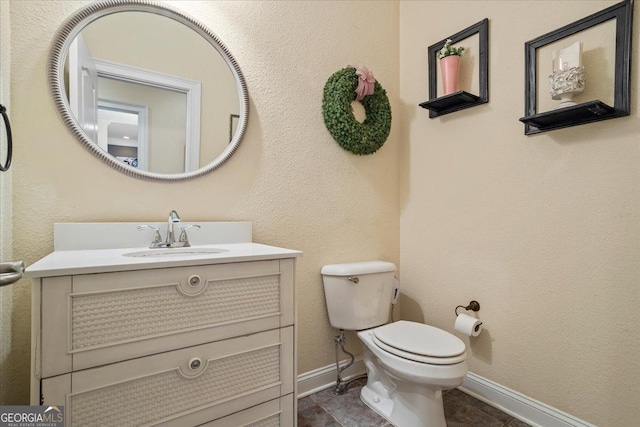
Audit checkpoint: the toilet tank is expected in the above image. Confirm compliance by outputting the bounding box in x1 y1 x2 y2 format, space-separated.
321 261 396 331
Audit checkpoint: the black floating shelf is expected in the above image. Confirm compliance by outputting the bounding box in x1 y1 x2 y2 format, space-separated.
419 91 481 118
519 100 621 134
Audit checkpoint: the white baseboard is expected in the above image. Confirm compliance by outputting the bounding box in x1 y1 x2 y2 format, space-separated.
459 372 596 427
297 357 366 398
297 364 593 427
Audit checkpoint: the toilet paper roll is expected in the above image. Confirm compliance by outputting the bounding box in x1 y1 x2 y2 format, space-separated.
455 313 483 337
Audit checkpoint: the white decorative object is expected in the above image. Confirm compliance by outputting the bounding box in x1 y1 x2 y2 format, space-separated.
322 261 468 427
549 42 586 108
454 313 483 337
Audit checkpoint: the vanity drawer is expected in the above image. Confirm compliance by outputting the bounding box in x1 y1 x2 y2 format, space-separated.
42 327 294 427
197 394 293 427
40 259 295 377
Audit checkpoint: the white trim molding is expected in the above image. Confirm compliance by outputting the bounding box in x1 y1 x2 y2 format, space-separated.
297 364 595 427
459 372 596 427
297 357 366 398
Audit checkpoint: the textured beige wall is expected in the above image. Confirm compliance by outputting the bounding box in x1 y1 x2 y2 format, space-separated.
5 0 399 404
399 1 639 426
11 2 637 423
0 0 14 405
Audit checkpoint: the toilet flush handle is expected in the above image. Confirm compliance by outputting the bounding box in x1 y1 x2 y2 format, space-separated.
348 277 359 283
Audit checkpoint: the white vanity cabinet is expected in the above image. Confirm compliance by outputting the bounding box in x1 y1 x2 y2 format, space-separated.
28 223 301 427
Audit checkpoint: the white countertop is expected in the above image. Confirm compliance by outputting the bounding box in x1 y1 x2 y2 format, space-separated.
26 243 302 278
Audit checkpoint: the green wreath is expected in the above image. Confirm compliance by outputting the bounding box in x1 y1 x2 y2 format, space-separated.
322 67 392 155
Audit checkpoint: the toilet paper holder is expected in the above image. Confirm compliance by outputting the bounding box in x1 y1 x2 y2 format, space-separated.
455 300 480 316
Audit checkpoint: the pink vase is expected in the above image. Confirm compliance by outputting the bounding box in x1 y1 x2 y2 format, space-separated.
440 55 461 95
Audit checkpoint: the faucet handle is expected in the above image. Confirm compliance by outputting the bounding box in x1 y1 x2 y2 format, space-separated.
137 225 163 246
179 224 201 245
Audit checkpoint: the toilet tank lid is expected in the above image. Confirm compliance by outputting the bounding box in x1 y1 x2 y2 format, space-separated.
321 261 396 276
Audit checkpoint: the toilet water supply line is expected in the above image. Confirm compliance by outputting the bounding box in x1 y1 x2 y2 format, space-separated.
333 329 360 394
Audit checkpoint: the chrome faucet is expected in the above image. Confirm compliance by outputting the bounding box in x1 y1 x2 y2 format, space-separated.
138 210 200 249
166 210 181 245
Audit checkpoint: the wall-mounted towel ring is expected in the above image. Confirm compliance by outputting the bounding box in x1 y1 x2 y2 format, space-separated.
0 104 13 172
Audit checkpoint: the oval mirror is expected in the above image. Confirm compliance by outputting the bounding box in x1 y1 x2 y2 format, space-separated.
48 0 248 181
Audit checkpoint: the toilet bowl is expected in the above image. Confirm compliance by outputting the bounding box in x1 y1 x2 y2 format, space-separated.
358 321 467 427
321 261 468 427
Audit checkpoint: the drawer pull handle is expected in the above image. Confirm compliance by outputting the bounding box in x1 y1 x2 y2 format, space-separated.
188 275 201 287
189 357 202 370
177 275 207 297
179 357 208 378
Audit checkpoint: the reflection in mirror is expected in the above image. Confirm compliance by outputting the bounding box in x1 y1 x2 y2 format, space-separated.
66 11 238 173
98 103 146 169
50 1 248 180
96 76 189 173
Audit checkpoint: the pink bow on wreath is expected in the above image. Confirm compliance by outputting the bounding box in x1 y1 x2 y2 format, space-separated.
354 65 375 101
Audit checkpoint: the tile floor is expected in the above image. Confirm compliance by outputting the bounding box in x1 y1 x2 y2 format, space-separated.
297 378 532 427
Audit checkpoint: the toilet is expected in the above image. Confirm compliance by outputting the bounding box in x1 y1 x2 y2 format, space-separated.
321 261 468 427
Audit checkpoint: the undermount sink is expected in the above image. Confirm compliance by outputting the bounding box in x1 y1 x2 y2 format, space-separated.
123 248 229 258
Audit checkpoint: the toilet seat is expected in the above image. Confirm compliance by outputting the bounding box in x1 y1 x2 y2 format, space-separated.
372 321 466 365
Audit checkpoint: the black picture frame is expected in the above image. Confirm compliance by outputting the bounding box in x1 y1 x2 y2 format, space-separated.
519 0 633 135
419 18 489 118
